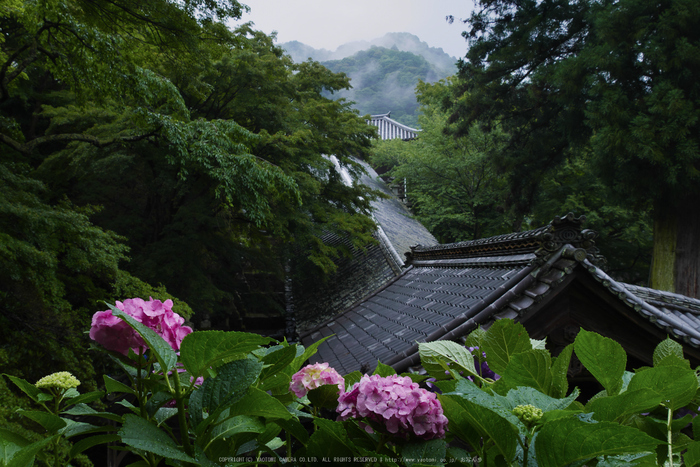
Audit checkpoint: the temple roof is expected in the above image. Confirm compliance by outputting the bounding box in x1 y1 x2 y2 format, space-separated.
368 113 420 141
301 214 700 374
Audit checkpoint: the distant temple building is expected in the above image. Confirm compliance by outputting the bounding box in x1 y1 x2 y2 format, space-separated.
368 112 420 140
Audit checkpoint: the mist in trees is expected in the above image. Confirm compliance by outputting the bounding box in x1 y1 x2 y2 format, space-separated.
282 34 457 127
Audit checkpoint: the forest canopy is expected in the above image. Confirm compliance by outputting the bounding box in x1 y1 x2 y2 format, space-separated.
0 0 381 388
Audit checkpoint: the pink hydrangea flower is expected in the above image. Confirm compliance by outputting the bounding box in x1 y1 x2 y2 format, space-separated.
289 363 345 398
90 297 192 355
337 374 448 440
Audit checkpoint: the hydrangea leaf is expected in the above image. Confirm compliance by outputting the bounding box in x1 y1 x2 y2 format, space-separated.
63 390 104 407
627 365 698 411
209 415 266 445
0 427 30 465
418 340 479 379
306 418 355 460
108 303 177 372
343 371 363 391
653 337 684 367
3 434 59 467
535 415 662 467
684 441 700 467
445 379 524 433
550 344 573 398
103 375 135 395
226 387 293 421
118 414 195 463
480 319 532 376
584 389 664 423
401 439 447 467
438 393 518 462
16 410 66 433
574 329 626 395
501 349 553 396
290 335 332 373
495 386 580 413
258 345 298 391
272 418 309 446
179 330 271 377
193 357 263 436
307 384 343 409
373 361 396 377
3 375 40 402
68 434 121 460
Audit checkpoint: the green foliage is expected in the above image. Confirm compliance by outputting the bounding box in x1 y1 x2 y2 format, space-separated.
449 0 699 284
435 320 699 466
371 78 511 243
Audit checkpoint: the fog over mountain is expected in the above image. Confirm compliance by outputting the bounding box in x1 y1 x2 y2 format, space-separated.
281 33 458 127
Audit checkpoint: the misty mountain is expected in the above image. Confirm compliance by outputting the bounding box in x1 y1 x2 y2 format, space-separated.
281 32 458 76
280 34 458 127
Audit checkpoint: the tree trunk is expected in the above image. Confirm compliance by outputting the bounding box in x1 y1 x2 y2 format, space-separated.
650 195 700 298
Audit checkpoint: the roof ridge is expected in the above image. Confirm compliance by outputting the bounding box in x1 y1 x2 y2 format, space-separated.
408 213 602 265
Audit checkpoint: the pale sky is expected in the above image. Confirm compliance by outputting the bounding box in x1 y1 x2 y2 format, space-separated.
231 1 476 59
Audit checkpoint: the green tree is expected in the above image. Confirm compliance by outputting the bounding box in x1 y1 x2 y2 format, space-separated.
451 0 695 292
372 79 511 242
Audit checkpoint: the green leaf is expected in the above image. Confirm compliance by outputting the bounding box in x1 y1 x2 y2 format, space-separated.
535 415 663 467
258 345 297 388
446 379 523 429
438 393 517 462
62 390 104 407
103 375 135 395
69 434 121 459
290 336 333 373
480 319 532 376
627 365 698 411
0 428 30 466
495 386 580 413
4 435 59 467
62 403 123 422
574 328 626 395
3 375 41 403
401 439 447 466
685 441 700 467
60 419 112 438
306 418 355 461
307 384 343 410
118 414 196 463
419 340 479 379
179 330 271 377
550 344 573 398
653 337 684 367
16 410 66 433
343 371 363 390
273 417 309 445
209 415 265 444
194 357 263 435
108 303 178 372
226 387 293 421
464 326 486 350
501 349 553 396
585 389 664 423
373 360 396 376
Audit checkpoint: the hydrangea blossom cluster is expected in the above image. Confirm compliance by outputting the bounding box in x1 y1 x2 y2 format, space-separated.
467 346 499 380
337 374 448 440
35 372 80 390
289 363 345 398
90 298 192 356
